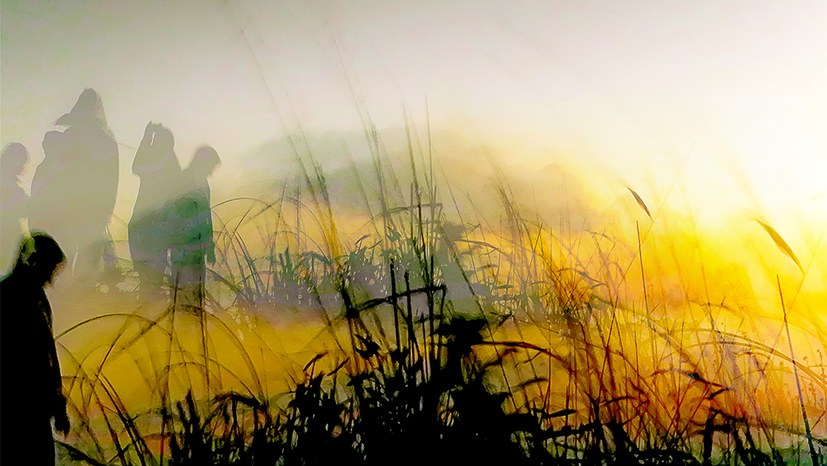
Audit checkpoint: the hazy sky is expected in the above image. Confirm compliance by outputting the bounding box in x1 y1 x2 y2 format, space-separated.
2 0 826 230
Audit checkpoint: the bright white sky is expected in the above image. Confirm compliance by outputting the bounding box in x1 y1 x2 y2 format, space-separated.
2 0 826 233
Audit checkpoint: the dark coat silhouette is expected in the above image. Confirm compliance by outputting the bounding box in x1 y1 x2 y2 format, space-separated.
128 123 182 300
30 89 119 285
0 143 29 274
0 233 68 465
169 146 220 313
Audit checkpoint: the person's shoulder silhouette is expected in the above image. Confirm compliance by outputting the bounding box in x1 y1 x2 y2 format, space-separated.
170 145 220 247
31 88 119 225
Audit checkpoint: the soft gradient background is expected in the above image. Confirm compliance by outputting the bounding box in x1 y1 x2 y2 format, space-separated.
4 1 826 216
2 1 826 318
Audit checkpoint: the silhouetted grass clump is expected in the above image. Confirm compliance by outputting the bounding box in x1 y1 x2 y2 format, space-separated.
54 128 826 466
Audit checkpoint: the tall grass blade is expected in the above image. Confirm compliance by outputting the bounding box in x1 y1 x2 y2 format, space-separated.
757 219 804 273
627 186 652 220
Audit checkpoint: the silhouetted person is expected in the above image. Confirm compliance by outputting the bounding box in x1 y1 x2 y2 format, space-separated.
0 143 30 274
169 146 220 313
30 89 119 288
128 122 182 302
0 233 69 465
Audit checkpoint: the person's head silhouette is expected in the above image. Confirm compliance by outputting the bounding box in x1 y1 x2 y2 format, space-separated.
152 125 175 151
55 88 109 130
1 142 28 182
189 145 221 179
14 232 66 286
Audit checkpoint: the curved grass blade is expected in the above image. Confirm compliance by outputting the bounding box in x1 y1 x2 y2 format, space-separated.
626 186 652 220
756 219 804 273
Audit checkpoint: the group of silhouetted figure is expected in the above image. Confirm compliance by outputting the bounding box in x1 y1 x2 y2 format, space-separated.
3 89 120 295
129 122 220 312
1 88 221 314
0 88 222 464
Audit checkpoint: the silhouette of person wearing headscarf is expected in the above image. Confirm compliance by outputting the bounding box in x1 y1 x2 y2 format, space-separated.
0 232 70 466
128 122 182 302
169 146 220 314
29 89 120 288
0 142 30 274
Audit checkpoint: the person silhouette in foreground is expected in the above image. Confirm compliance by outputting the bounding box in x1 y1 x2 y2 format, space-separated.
30 88 119 289
128 122 182 302
0 233 69 466
169 146 220 314
0 143 30 274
